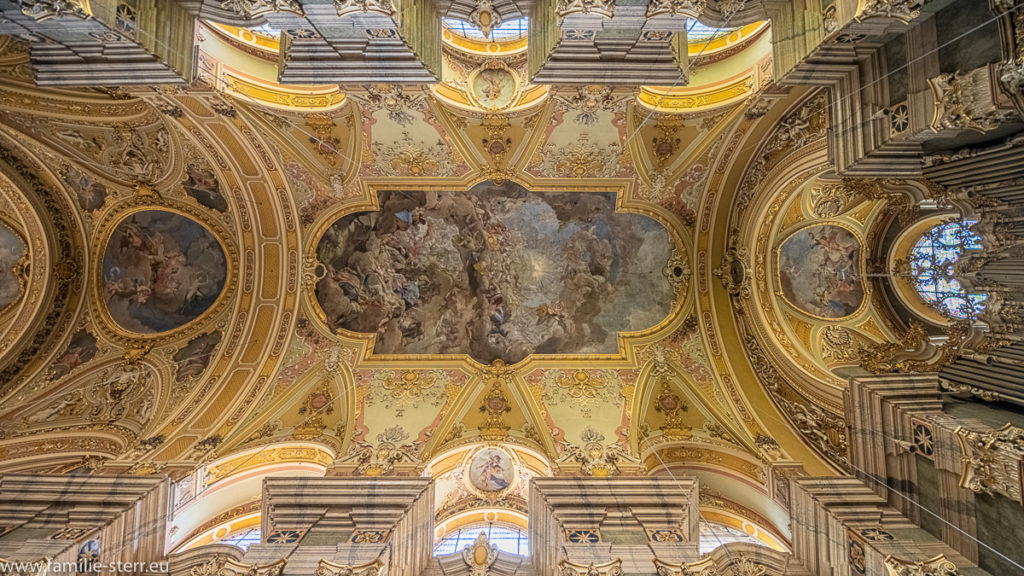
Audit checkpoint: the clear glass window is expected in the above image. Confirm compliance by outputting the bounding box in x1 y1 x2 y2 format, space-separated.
687 22 740 43
434 522 528 557
221 528 261 551
442 17 529 42
699 522 763 555
909 221 986 319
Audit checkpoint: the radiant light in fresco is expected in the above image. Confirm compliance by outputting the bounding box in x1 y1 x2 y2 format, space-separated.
443 17 529 41
434 523 528 557
910 220 986 319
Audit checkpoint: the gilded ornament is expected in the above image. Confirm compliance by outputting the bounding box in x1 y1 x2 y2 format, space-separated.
645 0 706 19
220 0 304 18
955 423 1024 502
19 0 89 21
355 85 421 126
856 0 926 23
556 0 614 18
883 554 960 576
554 86 625 126
334 0 394 16
928 70 1016 134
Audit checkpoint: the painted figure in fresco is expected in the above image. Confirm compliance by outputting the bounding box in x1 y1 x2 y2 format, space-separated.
779 224 864 319
48 330 98 380
173 331 223 382
103 211 227 334
61 169 108 213
183 166 228 212
476 453 511 491
315 181 674 363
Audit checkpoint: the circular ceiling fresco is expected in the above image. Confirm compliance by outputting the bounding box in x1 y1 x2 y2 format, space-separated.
101 210 227 334
314 180 676 363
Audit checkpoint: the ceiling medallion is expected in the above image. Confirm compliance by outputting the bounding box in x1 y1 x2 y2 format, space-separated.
468 62 520 110
465 445 518 499
468 0 502 40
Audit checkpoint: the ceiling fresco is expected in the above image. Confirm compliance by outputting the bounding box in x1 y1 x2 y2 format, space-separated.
314 180 675 363
101 210 228 334
0 17 962 553
0 219 26 315
776 223 864 320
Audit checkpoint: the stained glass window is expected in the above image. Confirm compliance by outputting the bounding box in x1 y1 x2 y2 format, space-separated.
442 17 529 42
221 528 261 551
909 221 986 319
433 522 528 557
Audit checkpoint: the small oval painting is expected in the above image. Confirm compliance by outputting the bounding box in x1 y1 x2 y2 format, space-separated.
102 210 227 334
468 447 515 493
0 221 26 315
471 67 517 109
778 224 864 319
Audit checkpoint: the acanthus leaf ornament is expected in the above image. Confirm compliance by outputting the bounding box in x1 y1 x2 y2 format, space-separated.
335 0 394 17
715 0 747 20
855 0 927 24
20 0 90 21
928 70 1016 134
557 0 614 18
646 0 706 19
554 86 625 126
883 554 960 576
220 0 305 18
954 423 1024 502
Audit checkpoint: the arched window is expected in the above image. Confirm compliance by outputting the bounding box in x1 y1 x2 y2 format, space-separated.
909 220 986 319
220 527 261 551
699 522 763 555
442 17 529 41
687 22 740 42
433 522 529 557
249 23 280 39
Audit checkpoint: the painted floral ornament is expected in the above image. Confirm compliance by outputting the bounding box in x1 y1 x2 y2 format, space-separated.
469 0 502 39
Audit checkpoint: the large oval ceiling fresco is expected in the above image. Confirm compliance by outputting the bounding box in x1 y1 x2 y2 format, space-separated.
102 210 227 334
777 224 865 320
315 181 675 363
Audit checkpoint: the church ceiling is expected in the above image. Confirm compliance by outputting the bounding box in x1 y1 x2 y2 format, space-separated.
0 17 952 539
